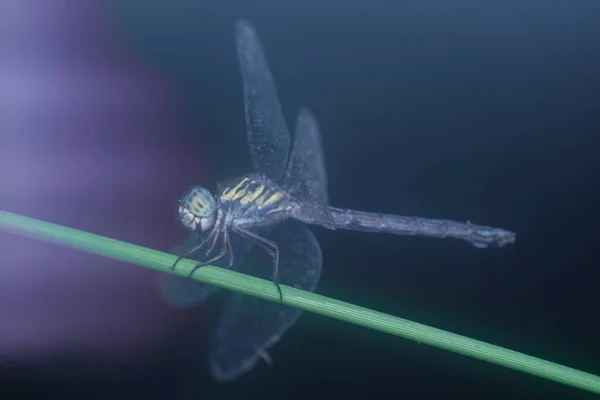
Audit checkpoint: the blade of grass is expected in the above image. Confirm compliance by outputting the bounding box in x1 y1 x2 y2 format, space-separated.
1 210 599 394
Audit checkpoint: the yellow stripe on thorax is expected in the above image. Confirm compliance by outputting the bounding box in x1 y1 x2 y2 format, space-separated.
254 191 268 206
240 184 265 205
232 187 249 200
258 192 283 209
221 177 250 200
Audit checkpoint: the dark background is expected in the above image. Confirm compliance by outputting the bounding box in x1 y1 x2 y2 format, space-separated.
1 0 599 398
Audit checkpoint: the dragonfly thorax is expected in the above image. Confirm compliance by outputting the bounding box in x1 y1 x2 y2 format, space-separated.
219 175 294 228
178 186 217 232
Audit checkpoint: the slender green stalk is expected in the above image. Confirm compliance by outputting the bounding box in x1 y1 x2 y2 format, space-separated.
1 210 598 394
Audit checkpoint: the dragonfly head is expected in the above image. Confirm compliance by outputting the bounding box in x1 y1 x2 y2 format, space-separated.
178 186 216 232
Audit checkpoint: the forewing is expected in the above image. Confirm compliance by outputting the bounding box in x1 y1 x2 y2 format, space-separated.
285 108 329 205
235 20 291 180
158 232 252 307
208 220 322 382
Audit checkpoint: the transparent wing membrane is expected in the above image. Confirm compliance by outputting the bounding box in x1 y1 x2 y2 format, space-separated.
208 221 322 382
235 20 291 181
159 232 252 307
285 108 329 205
284 108 336 229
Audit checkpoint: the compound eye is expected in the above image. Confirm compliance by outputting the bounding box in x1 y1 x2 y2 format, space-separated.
181 186 215 218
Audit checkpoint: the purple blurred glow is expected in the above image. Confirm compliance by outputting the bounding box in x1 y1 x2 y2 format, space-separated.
0 0 211 365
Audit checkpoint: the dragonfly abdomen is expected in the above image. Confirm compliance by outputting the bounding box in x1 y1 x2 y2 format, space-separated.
328 207 516 248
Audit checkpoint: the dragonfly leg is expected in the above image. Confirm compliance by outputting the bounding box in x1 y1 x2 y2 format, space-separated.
187 227 227 279
170 225 219 271
205 226 221 256
225 230 235 268
233 226 282 302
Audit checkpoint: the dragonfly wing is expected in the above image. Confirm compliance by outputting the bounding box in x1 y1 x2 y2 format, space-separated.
208 220 322 382
158 274 216 307
284 108 336 229
158 232 252 307
235 20 291 181
285 108 329 206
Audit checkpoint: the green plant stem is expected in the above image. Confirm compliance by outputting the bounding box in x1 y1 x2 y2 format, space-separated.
1 210 599 394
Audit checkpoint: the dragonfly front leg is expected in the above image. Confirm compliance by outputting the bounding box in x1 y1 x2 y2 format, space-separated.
170 224 220 271
233 225 283 302
205 225 221 256
187 227 228 279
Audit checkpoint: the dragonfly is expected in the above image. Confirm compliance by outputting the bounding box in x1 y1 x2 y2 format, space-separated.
159 19 516 382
